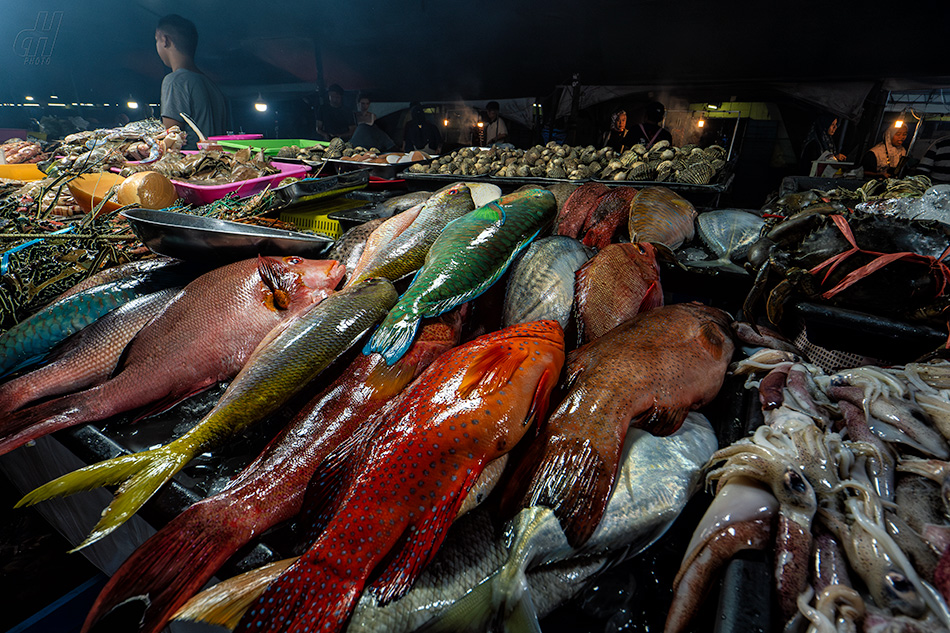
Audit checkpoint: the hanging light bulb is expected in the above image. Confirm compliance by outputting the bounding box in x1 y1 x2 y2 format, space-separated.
697 116 706 128
254 94 267 112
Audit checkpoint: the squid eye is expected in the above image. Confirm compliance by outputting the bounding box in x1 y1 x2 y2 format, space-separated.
285 256 303 265
783 469 808 494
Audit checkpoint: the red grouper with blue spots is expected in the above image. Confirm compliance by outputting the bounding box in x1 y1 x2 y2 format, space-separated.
234 319 566 633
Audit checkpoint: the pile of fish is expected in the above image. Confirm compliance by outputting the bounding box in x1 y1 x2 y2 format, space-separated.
0 180 749 633
667 348 950 633
406 140 728 184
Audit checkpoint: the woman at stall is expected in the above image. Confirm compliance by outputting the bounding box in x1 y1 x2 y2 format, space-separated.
799 112 846 174
862 125 908 179
603 108 636 153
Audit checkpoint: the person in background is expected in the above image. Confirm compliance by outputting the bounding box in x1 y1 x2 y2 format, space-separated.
315 84 355 142
634 101 673 149
916 134 950 184
602 107 636 153
402 102 441 154
800 112 847 174
155 14 228 149
350 93 396 151
355 94 376 126
483 101 509 146
862 125 907 179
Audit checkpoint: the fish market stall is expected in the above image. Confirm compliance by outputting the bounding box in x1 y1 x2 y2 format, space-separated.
5 113 950 633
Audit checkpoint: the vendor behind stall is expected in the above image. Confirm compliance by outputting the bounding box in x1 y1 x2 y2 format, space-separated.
155 14 228 149
862 125 907 179
799 112 847 174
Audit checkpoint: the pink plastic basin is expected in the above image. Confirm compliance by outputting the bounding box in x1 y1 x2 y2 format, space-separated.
170 161 310 205
207 134 264 141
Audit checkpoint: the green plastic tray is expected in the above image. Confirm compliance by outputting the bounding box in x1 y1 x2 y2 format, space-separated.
217 139 329 156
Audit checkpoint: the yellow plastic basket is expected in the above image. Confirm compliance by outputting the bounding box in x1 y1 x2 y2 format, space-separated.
279 209 343 239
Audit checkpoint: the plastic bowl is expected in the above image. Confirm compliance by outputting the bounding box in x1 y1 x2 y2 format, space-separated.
67 172 128 215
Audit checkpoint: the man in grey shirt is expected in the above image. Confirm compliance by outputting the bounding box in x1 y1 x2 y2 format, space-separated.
155 14 228 149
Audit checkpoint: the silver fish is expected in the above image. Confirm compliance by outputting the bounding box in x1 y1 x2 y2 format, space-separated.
328 218 386 283
502 235 592 330
686 208 765 274
172 415 715 633
375 191 433 218
439 181 502 208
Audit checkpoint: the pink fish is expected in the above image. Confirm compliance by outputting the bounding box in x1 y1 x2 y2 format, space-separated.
0 256 344 455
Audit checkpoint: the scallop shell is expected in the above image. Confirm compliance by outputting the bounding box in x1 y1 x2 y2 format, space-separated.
676 161 715 185
704 145 726 161
620 151 639 167
547 165 567 179
628 161 653 180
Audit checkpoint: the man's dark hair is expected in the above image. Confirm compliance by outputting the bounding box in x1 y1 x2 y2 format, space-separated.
157 14 198 58
645 101 666 123
486 101 500 111
328 84 344 96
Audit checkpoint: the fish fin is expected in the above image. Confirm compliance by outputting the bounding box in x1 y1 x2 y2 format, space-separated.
128 382 216 423
173 558 296 630
416 568 541 633
459 344 529 400
17 444 190 550
364 354 420 400
257 254 295 310
632 405 689 436
698 320 729 354
298 419 380 545
368 465 481 606
525 367 559 435
685 258 748 275
503 434 618 548
638 279 665 313
363 310 421 366
83 494 259 633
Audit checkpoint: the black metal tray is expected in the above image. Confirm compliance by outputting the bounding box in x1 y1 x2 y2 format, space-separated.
400 171 490 182
592 172 735 193
489 175 590 185
271 168 370 207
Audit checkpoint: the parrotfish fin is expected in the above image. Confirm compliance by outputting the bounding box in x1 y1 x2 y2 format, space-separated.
257 254 295 310
632 405 689 436
173 558 296 630
363 312 422 366
128 382 216 423
459 344 528 400
369 467 481 606
16 444 189 550
638 279 665 313
471 200 507 224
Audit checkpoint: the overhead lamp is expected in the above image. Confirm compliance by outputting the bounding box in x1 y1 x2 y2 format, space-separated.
50 95 58 99
25 96 33 101
697 115 706 128
127 100 139 109
254 94 267 112
476 121 484 129
707 104 718 110
894 119 904 129
443 118 449 127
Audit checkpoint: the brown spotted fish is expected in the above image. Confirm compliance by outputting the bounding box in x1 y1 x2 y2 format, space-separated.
574 242 663 344
501 302 734 547
628 186 697 249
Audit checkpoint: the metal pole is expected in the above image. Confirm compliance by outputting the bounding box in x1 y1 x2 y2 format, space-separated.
727 114 740 161
567 73 580 146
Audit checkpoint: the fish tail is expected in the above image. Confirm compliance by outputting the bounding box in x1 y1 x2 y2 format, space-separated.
363 310 421 366
685 258 748 275
83 496 259 633
17 444 190 549
0 394 89 456
235 553 364 633
173 558 297 630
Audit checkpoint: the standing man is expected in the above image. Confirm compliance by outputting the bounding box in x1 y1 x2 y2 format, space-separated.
483 101 509 146
315 84 356 142
155 14 228 149
917 135 950 184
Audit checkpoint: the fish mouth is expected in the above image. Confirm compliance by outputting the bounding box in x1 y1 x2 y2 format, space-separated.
87 595 151 633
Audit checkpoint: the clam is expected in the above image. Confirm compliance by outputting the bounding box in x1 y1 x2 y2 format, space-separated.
547 164 567 179
676 161 715 185
632 143 648 156
628 161 653 181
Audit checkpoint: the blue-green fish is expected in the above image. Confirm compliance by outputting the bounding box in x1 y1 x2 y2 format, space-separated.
0 262 196 378
364 188 557 364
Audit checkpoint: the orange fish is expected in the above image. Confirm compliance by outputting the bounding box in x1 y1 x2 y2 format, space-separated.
233 320 565 633
574 242 664 344
501 302 734 547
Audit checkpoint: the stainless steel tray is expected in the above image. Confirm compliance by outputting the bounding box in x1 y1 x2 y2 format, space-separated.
121 208 335 263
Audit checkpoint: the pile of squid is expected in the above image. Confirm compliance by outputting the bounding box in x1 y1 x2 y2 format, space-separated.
668 347 950 633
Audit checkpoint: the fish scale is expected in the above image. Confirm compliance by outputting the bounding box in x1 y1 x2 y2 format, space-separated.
364 188 556 365
235 320 565 633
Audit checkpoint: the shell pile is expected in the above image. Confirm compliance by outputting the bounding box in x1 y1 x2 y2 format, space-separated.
276 138 376 162
406 141 727 184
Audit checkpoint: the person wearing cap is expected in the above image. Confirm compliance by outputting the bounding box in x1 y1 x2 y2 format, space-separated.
315 84 355 141
634 101 673 149
483 101 509 146
155 14 228 149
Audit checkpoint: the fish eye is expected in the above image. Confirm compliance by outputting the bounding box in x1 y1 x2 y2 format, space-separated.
285 256 303 265
886 572 915 597
636 243 646 254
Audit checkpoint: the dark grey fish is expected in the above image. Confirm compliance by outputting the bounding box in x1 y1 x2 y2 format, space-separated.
502 236 592 330
375 191 432 218
328 218 386 284
687 208 765 274
437 181 502 208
